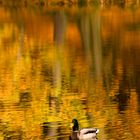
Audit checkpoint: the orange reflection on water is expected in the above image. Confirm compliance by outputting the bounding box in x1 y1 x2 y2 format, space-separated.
0 5 140 140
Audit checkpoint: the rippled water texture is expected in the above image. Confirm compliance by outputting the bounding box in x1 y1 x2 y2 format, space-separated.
0 4 140 140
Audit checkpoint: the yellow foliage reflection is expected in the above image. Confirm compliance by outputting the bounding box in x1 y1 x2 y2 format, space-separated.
0 5 140 140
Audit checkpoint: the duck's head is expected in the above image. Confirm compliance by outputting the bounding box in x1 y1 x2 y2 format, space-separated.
71 119 79 131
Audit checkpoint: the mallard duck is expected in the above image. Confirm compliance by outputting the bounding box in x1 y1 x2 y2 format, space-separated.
69 119 99 140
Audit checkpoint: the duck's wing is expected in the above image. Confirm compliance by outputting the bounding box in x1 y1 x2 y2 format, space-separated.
80 128 99 135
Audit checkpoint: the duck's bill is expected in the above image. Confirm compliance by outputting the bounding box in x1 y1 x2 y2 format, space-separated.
70 123 73 128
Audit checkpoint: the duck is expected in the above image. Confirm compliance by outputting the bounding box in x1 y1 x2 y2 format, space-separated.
69 119 99 140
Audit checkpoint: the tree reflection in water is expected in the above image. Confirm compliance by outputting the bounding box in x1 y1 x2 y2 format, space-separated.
0 3 140 140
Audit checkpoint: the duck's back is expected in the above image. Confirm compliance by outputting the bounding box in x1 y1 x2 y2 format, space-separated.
80 128 98 135
79 128 99 139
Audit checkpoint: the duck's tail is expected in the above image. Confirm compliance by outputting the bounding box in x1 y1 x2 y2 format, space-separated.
96 129 99 134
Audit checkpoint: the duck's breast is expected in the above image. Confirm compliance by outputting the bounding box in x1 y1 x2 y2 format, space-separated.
70 131 79 140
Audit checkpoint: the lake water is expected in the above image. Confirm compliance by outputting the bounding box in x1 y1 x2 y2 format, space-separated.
0 3 140 140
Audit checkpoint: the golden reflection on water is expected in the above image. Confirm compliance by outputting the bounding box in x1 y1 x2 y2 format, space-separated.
0 5 140 140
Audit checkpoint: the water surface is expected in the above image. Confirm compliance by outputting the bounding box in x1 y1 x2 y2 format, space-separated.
0 4 140 140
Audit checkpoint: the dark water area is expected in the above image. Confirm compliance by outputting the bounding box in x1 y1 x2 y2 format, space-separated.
0 3 140 140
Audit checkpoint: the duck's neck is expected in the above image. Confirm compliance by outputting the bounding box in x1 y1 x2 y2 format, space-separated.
73 124 79 131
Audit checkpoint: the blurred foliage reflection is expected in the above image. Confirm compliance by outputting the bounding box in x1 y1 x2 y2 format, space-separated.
0 4 140 140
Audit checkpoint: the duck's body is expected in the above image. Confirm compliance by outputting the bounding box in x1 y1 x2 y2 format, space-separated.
70 119 99 140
